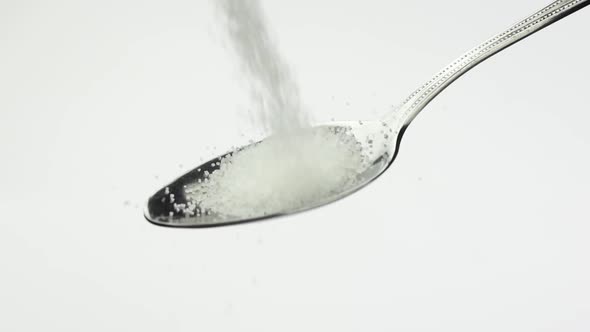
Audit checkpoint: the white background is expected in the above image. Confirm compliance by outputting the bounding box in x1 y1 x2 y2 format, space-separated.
1 1 589 331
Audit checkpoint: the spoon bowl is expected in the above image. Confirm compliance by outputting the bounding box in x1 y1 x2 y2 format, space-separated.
145 121 401 227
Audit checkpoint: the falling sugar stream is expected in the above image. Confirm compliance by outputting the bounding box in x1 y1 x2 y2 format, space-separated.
217 0 310 134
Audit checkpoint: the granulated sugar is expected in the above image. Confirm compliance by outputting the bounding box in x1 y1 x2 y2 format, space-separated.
186 127 366 218
179 1 369 218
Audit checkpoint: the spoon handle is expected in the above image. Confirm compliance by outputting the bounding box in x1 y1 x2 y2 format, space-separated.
395 0 589 128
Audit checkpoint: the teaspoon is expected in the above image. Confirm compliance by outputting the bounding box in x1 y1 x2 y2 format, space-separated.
145 0 588 227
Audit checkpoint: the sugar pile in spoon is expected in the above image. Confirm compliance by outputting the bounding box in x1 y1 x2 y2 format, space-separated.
183 0 367 218
188 127 366 218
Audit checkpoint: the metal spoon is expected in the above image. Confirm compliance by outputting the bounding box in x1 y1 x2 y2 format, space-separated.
145 0 588 228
